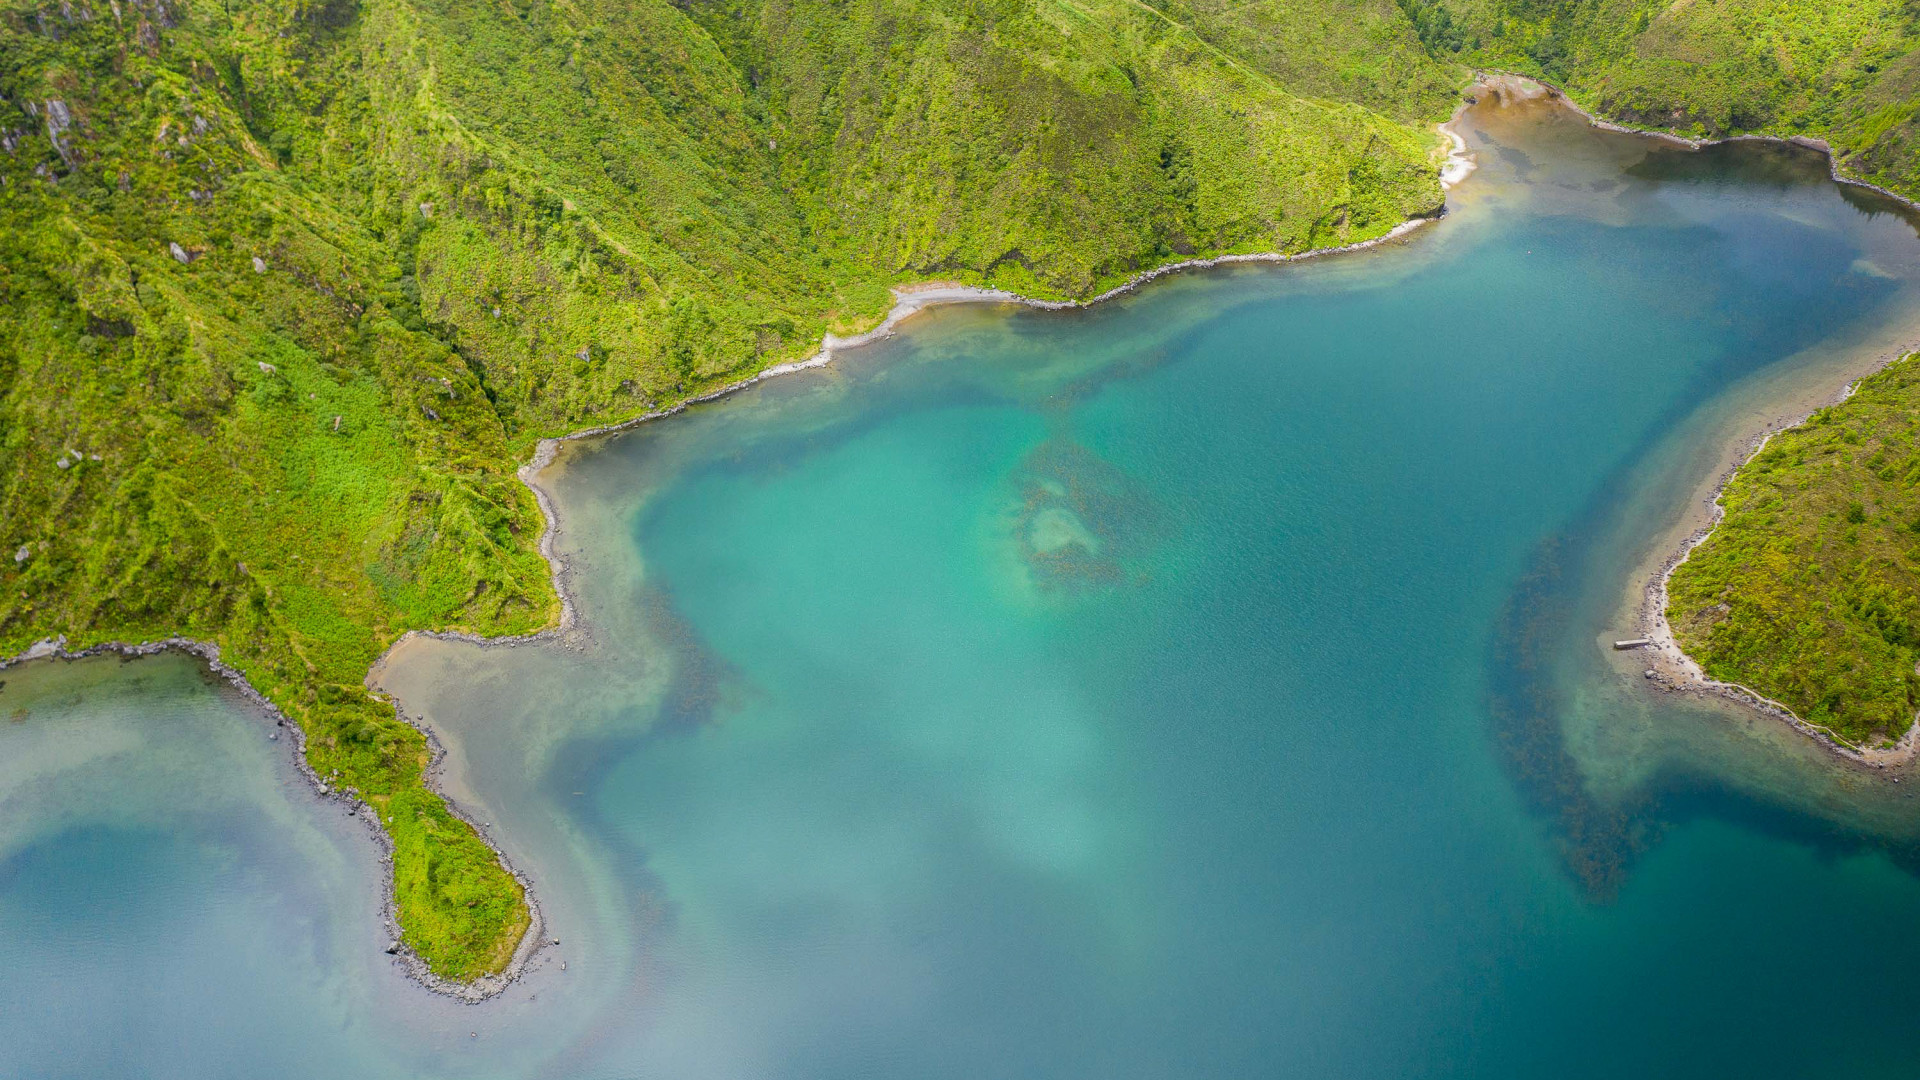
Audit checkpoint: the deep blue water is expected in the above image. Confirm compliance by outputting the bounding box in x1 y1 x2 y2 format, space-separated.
10 92 1920 1078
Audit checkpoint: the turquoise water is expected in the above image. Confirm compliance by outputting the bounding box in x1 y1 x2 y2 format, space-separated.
13 93 1920 1077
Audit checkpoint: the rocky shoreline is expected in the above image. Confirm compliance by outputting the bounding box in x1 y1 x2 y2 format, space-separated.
0 196 1463 1003
1631 372 1920 770
6 68 1918 1012
0 634 551 1001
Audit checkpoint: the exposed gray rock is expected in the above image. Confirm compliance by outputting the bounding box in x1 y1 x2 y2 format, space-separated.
169 241 190 264
43 99 71 164
251 255 266 274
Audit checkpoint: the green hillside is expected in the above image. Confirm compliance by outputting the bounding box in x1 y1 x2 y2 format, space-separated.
0 0 1457 982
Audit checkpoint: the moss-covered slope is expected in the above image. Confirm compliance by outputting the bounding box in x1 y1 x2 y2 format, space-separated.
0 0 1455 982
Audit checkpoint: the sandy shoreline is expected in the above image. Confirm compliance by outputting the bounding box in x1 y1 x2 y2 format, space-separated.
343 121 1477 995
389 106 1478 661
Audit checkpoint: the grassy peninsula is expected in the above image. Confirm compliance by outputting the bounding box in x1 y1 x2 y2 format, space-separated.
0 0 1459 983
1666 357 1920 750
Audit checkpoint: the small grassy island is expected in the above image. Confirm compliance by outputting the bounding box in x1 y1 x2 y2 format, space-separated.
9 0 1920 986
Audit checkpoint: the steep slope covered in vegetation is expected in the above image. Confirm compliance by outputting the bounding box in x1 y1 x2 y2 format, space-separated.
1142 0 1464 122
0 0 1454 981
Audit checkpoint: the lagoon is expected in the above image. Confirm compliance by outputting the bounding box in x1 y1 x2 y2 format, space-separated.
11 91 1920 1078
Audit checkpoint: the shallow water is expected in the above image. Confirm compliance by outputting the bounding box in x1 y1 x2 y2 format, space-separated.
11 92 1920 1077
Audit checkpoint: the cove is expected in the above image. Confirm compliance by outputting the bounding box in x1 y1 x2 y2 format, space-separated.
11 89 1920 1078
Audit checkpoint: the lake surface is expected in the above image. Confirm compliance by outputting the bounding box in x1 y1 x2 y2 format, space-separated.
12 90 1920 1078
